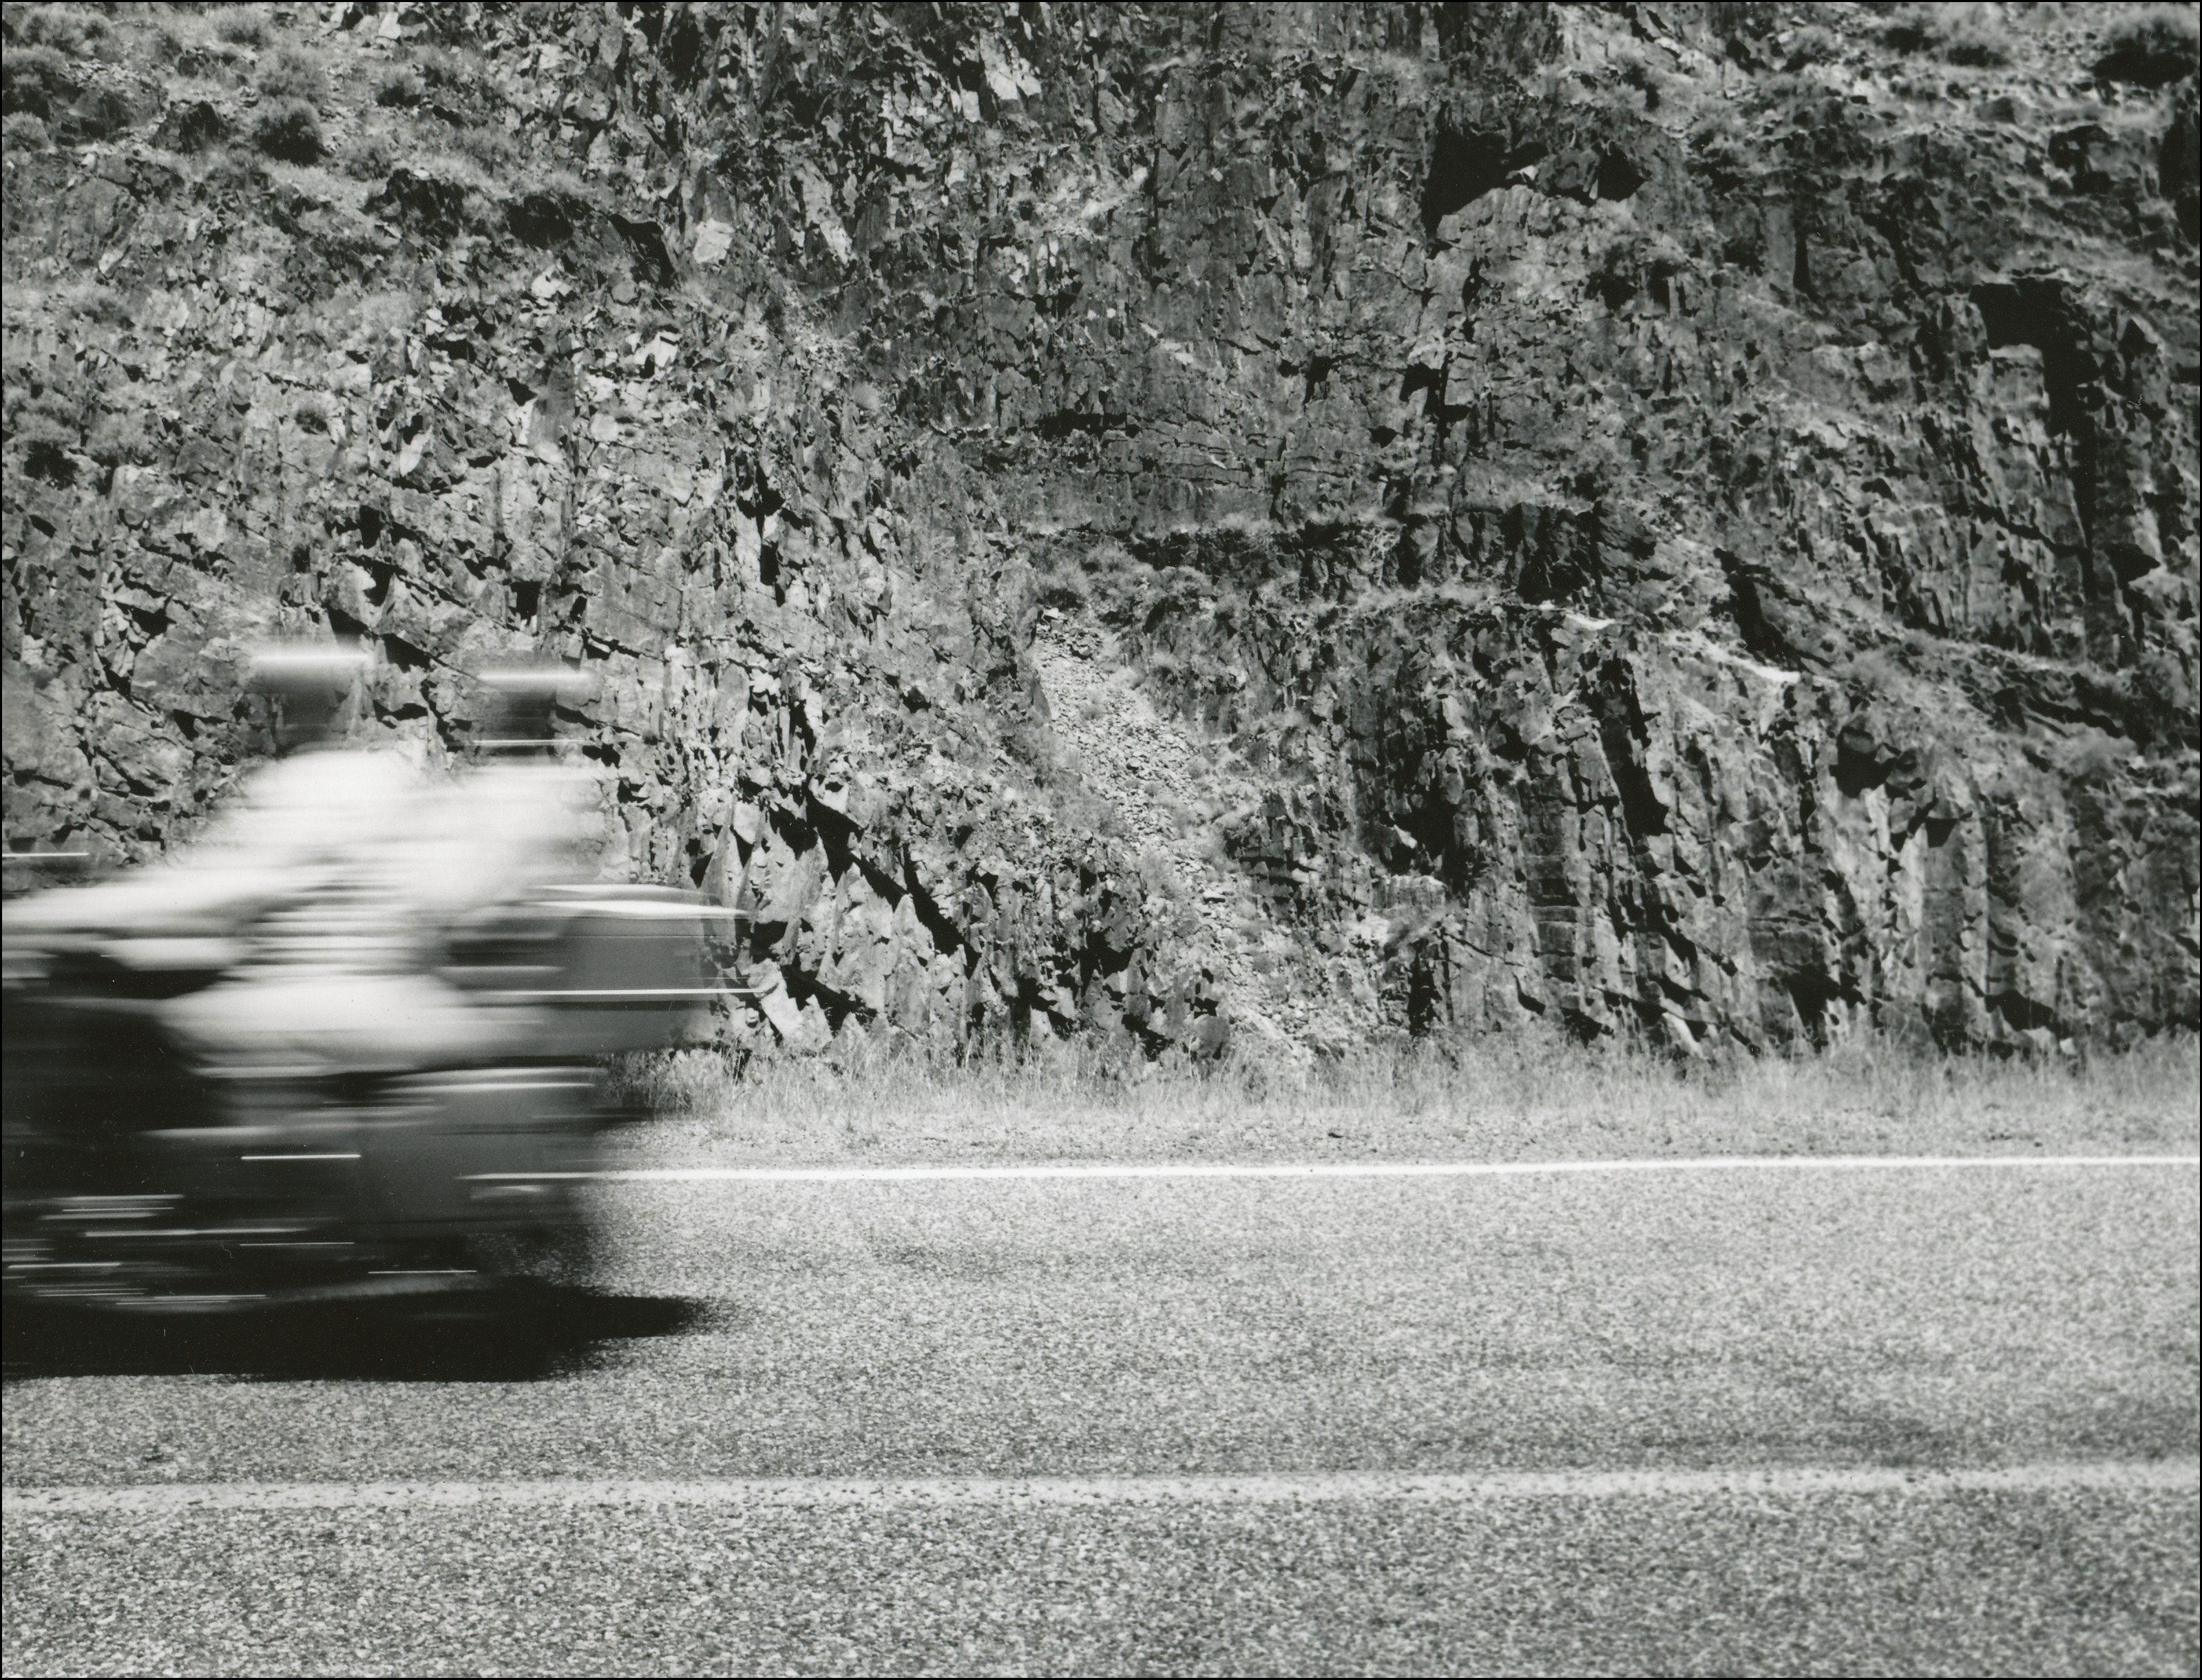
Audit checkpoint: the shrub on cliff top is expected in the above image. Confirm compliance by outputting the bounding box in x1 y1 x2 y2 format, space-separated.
408 45 480 92
1 43 78 121
373 66 428 109
256 45 328 110
1883 3 2012 68
451 122 520 180
2096 6 2201 87
1783 24 1843 70
87 408 157 468
376 45 487 112
214 6 271 50
338 123 401 182
252 98 324 164
1 112 52 154
149 12 250 80
3 3 114 60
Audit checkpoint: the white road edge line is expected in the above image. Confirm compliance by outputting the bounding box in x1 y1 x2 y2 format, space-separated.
8 1460 2196 1517
518 1153 2202 1185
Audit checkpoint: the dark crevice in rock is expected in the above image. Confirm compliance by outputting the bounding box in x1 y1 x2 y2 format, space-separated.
1595 148 1645 201
23 441 75 485
1785 969 1861 1044
1971 279 2096 435
1038 409 1137 440
901 861 965 958
154 101 227 155
1420 129 1510 236
611 216 676 287
367 169 469 240
1596 691 1671 841
1993 989 2070 1037
507 192 581 249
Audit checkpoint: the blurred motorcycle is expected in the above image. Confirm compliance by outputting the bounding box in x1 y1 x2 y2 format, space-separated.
2 652 726 1316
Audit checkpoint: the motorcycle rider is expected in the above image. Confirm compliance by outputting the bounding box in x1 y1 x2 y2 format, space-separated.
3 643 704 1312
10 648 611 1075
155 644 503 1076
401 663 605 931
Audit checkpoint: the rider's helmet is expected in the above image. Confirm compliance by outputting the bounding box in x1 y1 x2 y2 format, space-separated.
476 664 595 757
246 644 375 755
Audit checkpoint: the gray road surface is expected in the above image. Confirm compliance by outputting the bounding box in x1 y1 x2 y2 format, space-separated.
4 1159 2197 1674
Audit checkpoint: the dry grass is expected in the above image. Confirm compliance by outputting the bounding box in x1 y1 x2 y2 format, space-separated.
614 1030 2199 1168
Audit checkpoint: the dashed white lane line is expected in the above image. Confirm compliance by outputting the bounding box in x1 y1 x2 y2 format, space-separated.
8 1460 2196 1518
549 1154 2202 1185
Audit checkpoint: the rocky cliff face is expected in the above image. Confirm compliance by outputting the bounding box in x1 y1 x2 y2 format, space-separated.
3 1 2196 1058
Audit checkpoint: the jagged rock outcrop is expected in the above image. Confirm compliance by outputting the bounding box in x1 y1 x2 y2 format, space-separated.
3 1 2195 1055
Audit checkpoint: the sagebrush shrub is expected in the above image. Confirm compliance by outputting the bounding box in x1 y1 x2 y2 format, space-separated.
1 43 77 121
1884 3 2011 67
59 282 129 326
2 111 52 151
374 67 427 109
3 3 109 58
339 126 401 182
454 123 519 178
410 45 476 90
2097 6 2201 85
88 408 157 468
1785 24 1842 69
252 98 324 163
151 19 249 79
257 46 328 109
216 6 270 48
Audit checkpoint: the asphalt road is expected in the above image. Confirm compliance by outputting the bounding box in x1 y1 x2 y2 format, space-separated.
4 1159 2197 1675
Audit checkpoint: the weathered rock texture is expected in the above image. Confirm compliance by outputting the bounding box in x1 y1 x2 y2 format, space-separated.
3 1 2196 1056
